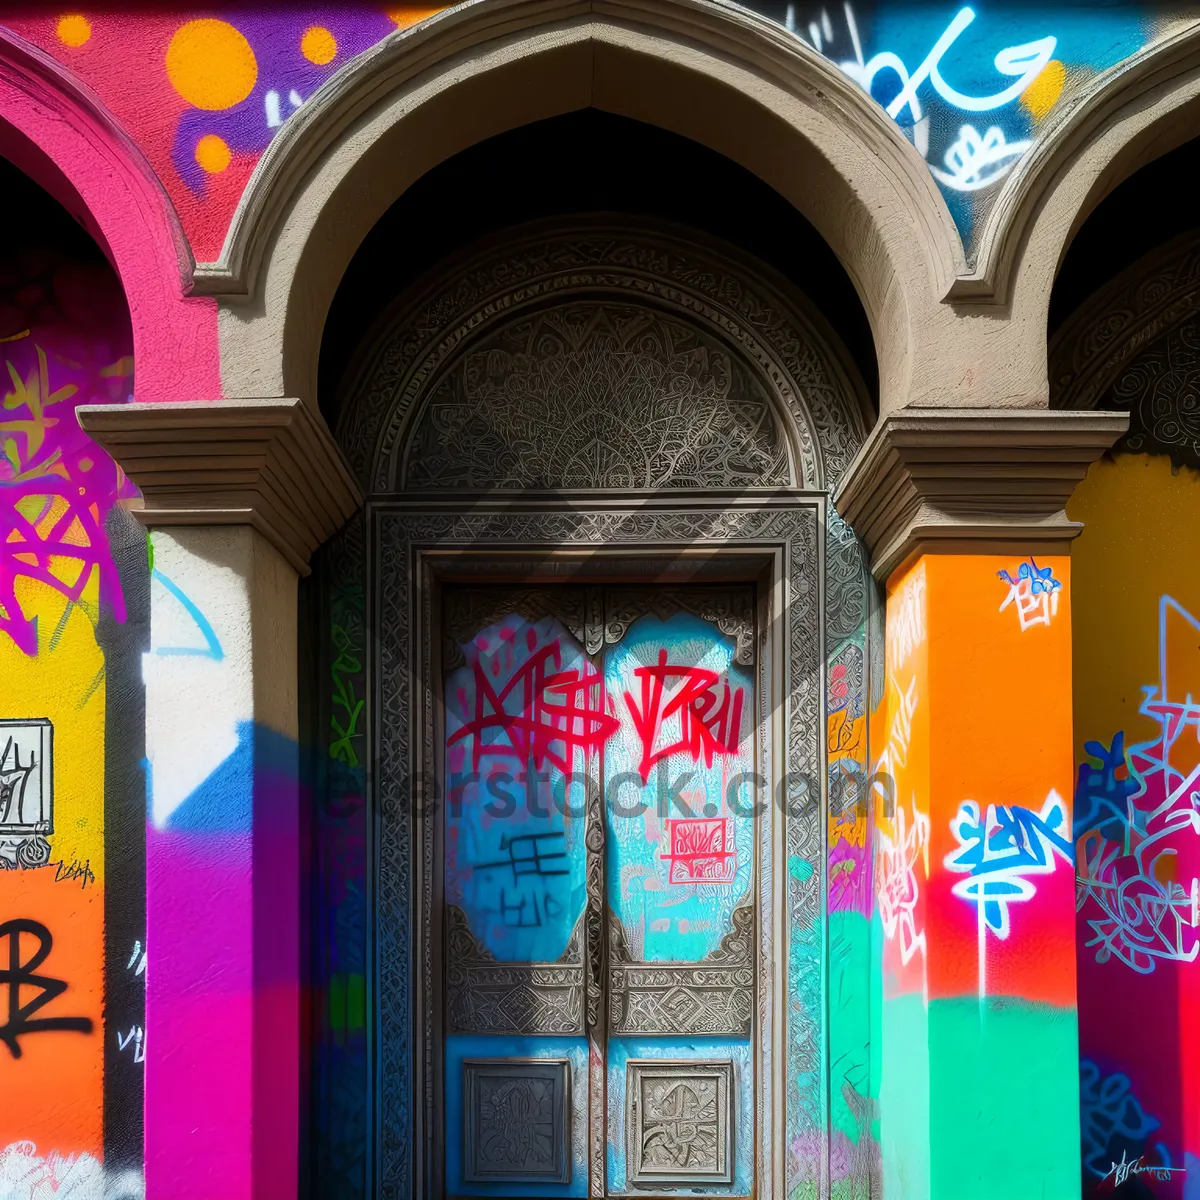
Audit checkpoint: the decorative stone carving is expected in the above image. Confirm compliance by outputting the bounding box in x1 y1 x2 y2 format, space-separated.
338 223 868 493
372 502 822 1192
340 217 865 1199
1051 230 1200 415
405 301 789 491
462 1057 572 1184
1106 315 1200 471
824 508 869 644
445 906 585 1035
1051 230 1200 474
834 408 1129 581
442 586 589 672
827 641 865 722
77 399 362 576
608 904 755 1036
626 1059 734 1187
604 585 756 666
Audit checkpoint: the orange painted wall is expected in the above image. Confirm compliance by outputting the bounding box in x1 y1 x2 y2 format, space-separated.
925 552 1076 1006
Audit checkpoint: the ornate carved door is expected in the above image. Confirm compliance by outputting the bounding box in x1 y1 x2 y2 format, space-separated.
440 582 761 1197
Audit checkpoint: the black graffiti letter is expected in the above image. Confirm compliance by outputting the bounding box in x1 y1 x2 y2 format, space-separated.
0 919 94 1058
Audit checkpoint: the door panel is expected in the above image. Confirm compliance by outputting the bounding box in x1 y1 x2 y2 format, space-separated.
442 589 597 1196
603 608 754 961
441 584 759 1198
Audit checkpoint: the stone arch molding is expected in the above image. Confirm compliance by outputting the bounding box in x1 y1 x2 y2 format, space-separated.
336 222 869 496
993 21 1200 326
211 0 964 416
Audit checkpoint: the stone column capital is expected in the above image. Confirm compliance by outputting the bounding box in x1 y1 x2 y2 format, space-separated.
833 407 1129 581
77 398 362 576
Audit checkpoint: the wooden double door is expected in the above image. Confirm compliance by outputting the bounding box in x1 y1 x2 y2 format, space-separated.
437 582 765 1197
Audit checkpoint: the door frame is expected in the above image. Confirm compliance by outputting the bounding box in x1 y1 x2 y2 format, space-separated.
369 493 827 1200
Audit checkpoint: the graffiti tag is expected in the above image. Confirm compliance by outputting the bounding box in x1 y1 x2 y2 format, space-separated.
0 919 93 1058
623 649 745 784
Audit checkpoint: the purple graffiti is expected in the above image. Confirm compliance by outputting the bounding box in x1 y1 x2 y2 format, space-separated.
1 253 135 655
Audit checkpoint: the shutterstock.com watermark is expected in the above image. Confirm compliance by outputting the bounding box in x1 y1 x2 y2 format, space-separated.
403 765 893 822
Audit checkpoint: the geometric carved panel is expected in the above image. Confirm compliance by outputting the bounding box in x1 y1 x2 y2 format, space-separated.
446 907 585 1035
463 1058 572 1184
626 1059 734 1187
609 907 755 1036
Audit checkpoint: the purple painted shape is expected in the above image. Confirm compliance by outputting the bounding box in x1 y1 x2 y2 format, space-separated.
829 838 873 915
146 723 299 1200
0 252 135 654
171 11 398 194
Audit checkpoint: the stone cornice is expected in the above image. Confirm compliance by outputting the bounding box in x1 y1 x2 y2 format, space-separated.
833 408 1129 582
77 399 362 575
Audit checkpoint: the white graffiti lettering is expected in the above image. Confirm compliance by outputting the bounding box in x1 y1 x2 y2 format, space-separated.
116 1024 145 1064
1076 595 1200 973
929 123 1032 192
998 557 1062 631
887 563 926 673
797 3 1061 195
0 1141 144 1199
1103 1148 1186 1187
945 790 1073 995
876 801 930 966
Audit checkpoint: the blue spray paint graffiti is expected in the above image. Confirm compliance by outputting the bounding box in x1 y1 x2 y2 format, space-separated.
747 2 1159 246
1079 1059 1161 1179
944 791 1074 995
1074 733 1138 842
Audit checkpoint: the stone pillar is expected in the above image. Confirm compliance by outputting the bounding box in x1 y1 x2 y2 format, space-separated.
837 410 1126 1200
77 400 361 1200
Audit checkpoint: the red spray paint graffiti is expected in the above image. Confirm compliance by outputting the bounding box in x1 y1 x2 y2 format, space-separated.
447 634 618 775
623 649 745 784
660 817 737 884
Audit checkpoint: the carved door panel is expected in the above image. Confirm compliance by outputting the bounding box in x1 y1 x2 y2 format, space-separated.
441 584 758 1198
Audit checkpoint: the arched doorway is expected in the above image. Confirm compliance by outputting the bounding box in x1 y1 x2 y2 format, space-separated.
318 214 873 1197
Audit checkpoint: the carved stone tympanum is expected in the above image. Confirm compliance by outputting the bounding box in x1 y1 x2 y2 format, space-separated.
405 300 789 491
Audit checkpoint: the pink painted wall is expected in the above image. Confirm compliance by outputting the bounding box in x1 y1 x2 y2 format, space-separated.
4 8 443 262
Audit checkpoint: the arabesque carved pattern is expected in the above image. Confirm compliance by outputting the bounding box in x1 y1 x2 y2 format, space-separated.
335 223 867 1200
825 508 869 646
406 301 788 491
608 904 756 1035
442 586 588 671
337 226 866 494
626 1059 734 1187
445 906 585 1035
1107 316 1200 472
604 585 756 666
1051 231 1200 415
1051 232 1200 474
